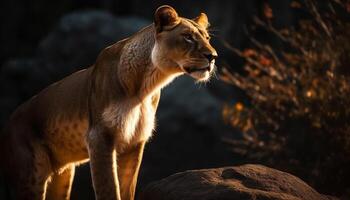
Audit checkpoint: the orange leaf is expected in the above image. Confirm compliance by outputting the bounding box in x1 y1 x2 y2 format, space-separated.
290 1 302 8
259 55 272 66
235 102 244 111
243 49 257 57
263 3 273 19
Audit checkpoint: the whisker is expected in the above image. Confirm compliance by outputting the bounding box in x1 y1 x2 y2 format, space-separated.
208 27 220 32
212 64 219 80
187 58 206 61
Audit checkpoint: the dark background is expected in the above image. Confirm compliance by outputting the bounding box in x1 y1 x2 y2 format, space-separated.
0 1 302 199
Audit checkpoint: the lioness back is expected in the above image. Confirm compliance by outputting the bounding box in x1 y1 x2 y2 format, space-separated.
5 67 92 166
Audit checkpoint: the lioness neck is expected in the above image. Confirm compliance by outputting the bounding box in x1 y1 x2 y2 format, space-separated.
109 25 181 101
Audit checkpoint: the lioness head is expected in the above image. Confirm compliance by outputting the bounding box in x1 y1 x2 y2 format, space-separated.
152 5 218 82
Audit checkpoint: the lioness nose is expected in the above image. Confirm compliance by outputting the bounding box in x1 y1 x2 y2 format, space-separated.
204 52 218 62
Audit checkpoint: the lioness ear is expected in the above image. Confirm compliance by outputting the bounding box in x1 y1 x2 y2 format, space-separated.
194 13 210 29
154 5 180 33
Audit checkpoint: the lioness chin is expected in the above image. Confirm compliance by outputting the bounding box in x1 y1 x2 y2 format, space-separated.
0 5 217 200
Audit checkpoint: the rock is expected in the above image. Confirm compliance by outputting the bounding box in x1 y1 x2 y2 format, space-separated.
37 11 150 78
139 164 337 200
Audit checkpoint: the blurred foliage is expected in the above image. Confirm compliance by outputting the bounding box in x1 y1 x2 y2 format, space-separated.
221 0 350 197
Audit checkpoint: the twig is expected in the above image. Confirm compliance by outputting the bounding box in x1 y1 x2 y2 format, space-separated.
221 39 284 81
306 0 333 38
253 17 308 55
249 37 287 71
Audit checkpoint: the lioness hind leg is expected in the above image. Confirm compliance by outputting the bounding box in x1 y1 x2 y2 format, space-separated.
46 165 75 200
12 143 52 200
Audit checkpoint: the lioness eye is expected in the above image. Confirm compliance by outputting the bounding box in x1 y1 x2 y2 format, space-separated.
183 34 194 43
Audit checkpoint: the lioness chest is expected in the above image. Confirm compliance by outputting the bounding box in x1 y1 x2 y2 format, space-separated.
101 97 155 149
46 97 155 166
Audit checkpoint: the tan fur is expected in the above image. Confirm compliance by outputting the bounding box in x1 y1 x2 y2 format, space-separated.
0 5 217 200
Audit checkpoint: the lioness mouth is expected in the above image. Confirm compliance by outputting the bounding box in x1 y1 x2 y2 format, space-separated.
184 66 210 73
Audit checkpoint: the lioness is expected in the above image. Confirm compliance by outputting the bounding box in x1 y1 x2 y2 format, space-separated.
0 5 217 200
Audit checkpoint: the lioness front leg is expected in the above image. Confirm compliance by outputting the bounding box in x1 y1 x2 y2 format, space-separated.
87 127 121 200
118 142 146 200
46 165 75 200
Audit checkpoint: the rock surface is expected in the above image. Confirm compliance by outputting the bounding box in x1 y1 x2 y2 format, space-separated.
139 164 337 200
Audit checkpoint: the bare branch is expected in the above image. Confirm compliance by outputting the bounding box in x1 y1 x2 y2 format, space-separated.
221 39 284 81
253 17 308 55
306 0 333 38
249 37 287 72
